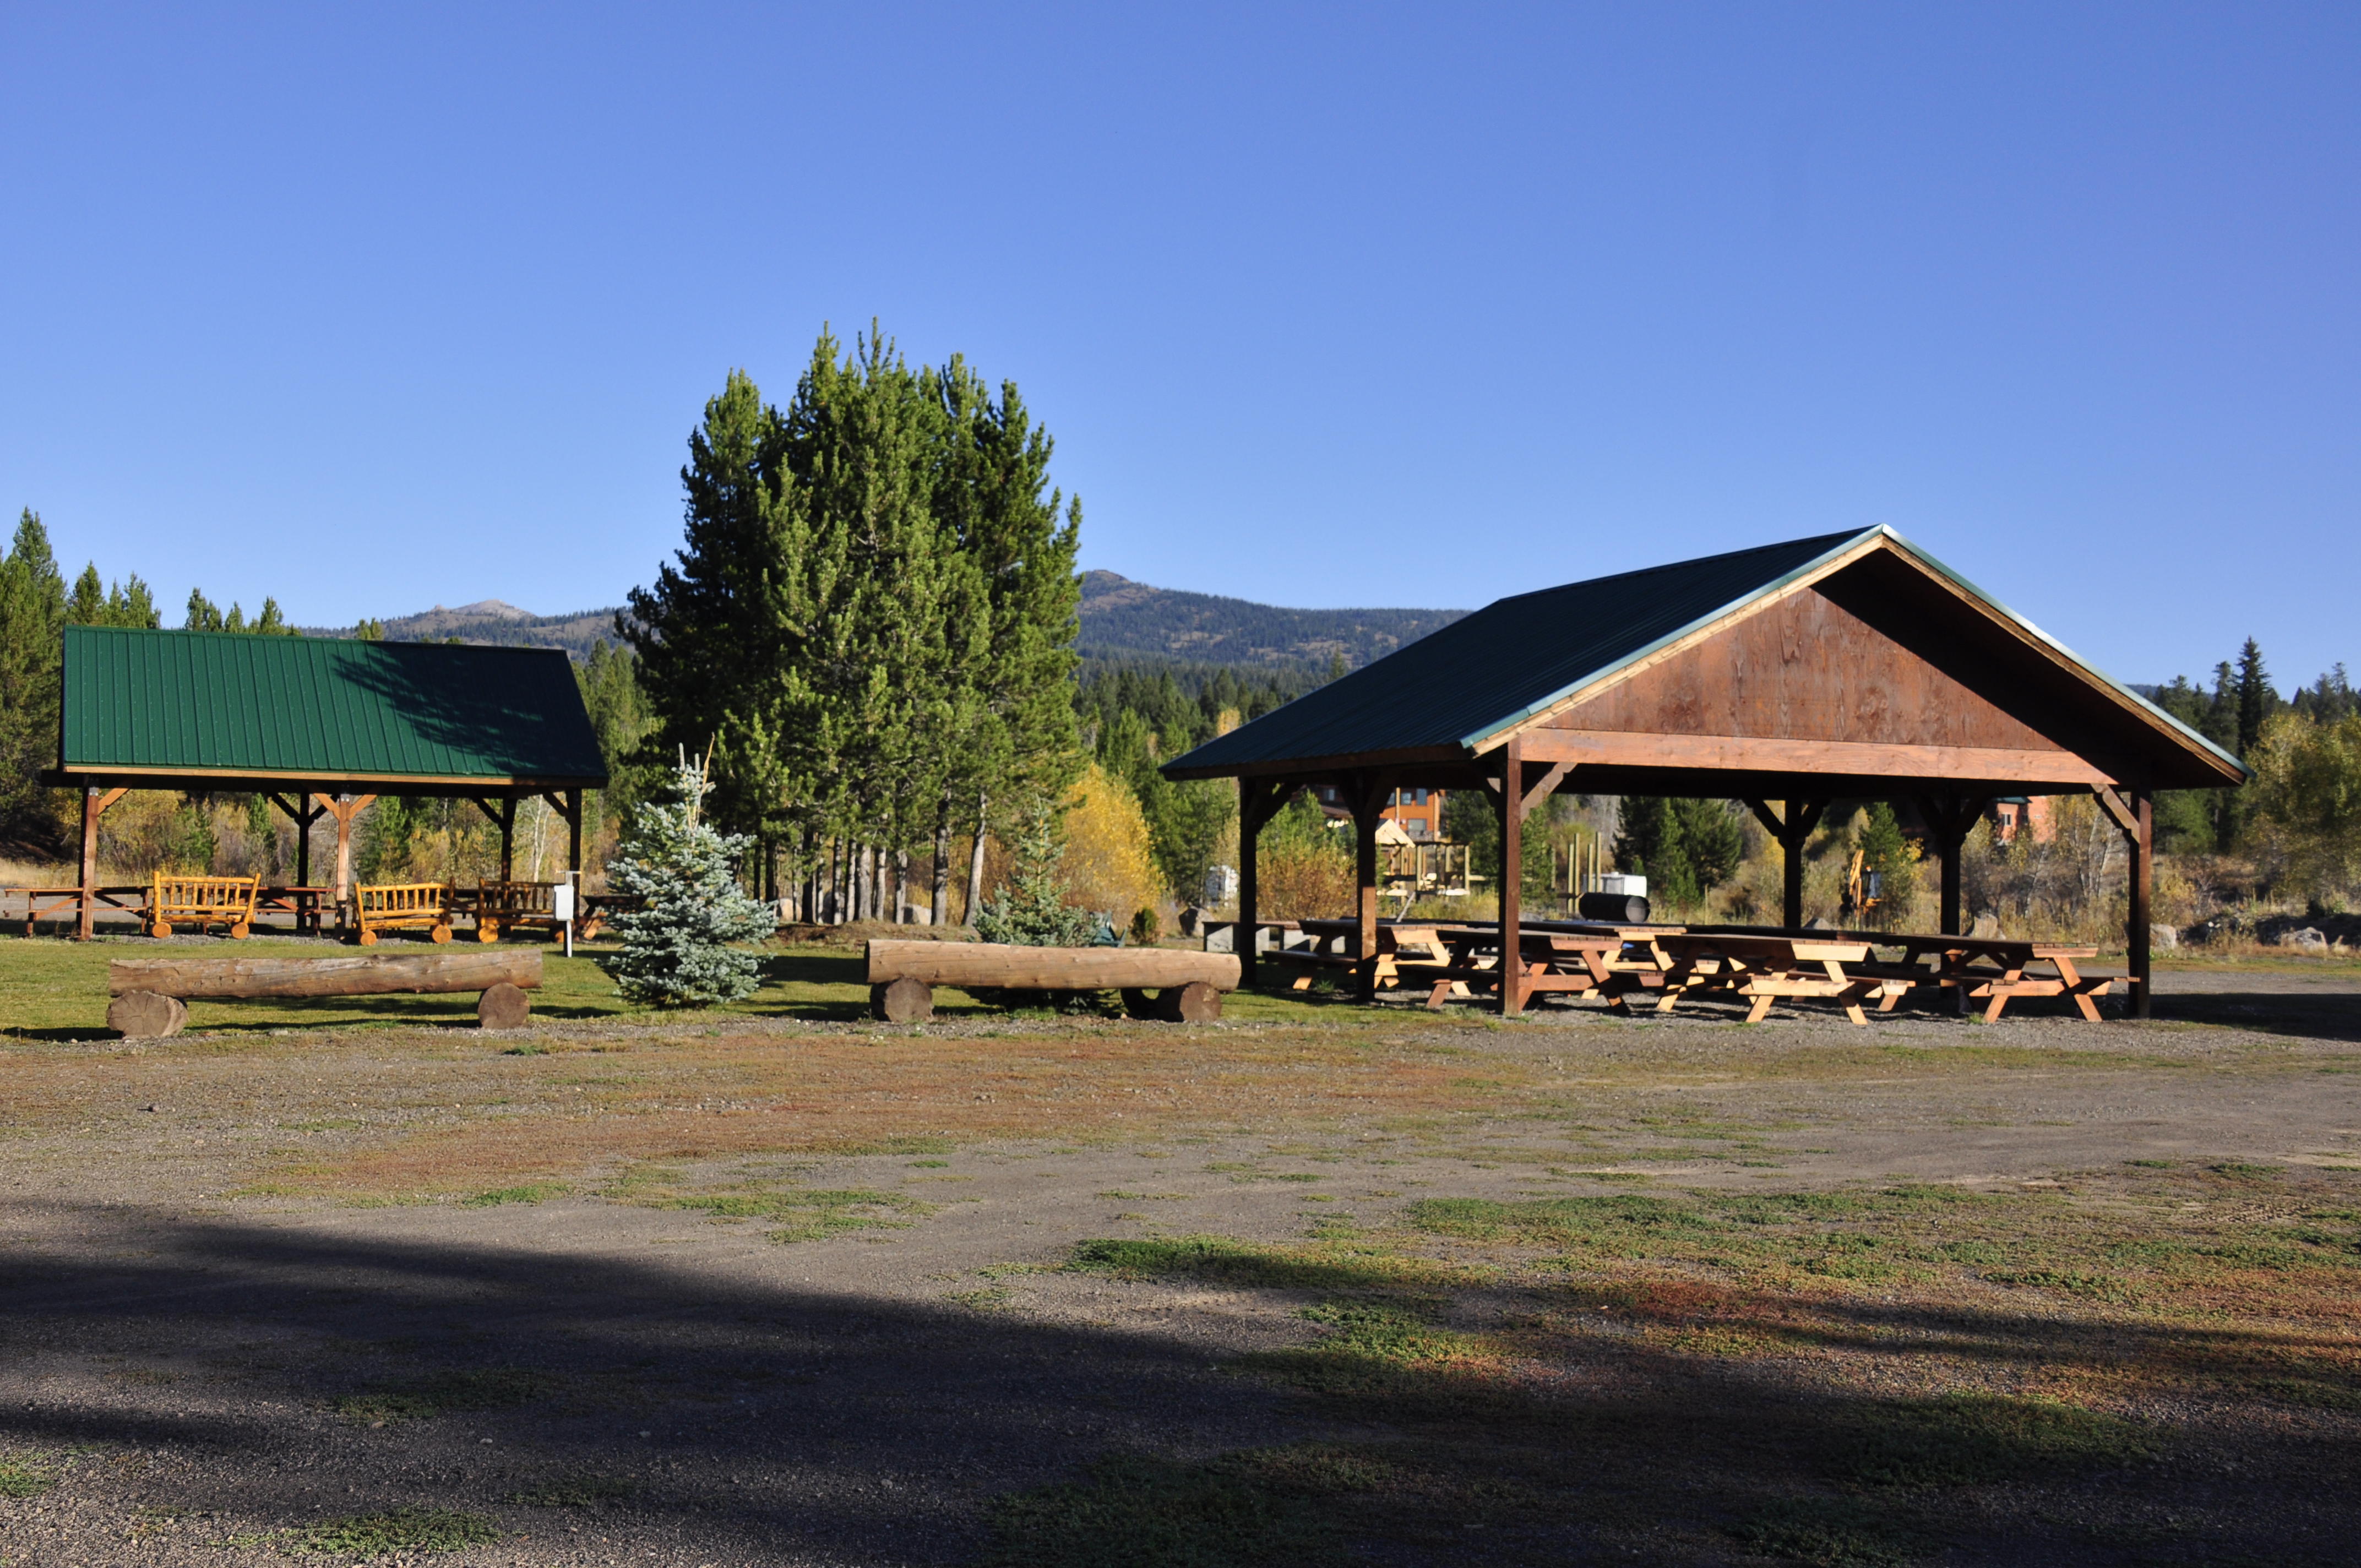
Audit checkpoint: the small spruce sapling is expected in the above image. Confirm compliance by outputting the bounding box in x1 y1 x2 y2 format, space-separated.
972 801 1096 948
605 750 776 1007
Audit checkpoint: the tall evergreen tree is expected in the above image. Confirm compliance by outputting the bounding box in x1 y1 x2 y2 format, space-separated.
0 510 67 844
2234 638 2276 759
929 355 1082 922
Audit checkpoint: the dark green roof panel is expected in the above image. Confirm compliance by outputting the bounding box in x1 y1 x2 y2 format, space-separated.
1168 531 1865 772
62 628 608 782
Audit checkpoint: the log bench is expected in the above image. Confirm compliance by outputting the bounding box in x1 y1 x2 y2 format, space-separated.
864 939 1240 1023
106 950 543 1038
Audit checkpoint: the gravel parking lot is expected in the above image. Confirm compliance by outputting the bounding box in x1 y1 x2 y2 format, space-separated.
2 954 2357 1565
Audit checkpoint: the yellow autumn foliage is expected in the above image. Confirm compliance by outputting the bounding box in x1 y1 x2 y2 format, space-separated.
1060 763 1162 924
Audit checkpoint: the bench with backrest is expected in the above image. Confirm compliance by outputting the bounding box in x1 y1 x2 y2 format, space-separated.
461 880 568 942
353 883 455 945
864 939 1239 1023
146 874 260 939
106 949 542 1038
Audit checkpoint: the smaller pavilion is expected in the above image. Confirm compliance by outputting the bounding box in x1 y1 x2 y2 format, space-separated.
1162 527 2248 1019
44 627 609 939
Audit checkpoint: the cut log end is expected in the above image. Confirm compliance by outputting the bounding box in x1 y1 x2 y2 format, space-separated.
477 983 532 1030
871 977 933 1023
109 990 187 1039
1164 981 1222 1022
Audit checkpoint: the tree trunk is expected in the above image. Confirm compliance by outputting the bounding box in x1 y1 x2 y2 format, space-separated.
964 791 989 924
894 848 909 925
931 788 954 928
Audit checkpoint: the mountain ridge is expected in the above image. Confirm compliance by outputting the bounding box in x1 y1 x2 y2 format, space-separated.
303 573 1470 669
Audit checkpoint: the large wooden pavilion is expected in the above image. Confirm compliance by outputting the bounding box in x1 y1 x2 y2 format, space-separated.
1161 527 2246 1019
43 627 608 939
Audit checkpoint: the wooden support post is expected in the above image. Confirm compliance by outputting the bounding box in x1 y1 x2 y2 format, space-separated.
1236 778 1294 988
2128 790 2152 1020
1498 734 1524 1016
1911 796 1992 938
314 793 376 932
76 786 126 941
1744 798 1827 930
269 792 328 929
499 796 516 883
1349 771 1394 1003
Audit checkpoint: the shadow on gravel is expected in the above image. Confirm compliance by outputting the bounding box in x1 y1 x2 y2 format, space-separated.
2153 989 2361 1043
2 1210 2357 1565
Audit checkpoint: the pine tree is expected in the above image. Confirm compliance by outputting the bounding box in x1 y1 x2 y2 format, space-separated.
604 752 777 1008
2234 638 2276 759
1853 802 1919 925
972 801 1097 947
0 510 67 842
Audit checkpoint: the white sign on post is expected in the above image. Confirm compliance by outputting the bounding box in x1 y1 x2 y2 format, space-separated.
555 876 577 957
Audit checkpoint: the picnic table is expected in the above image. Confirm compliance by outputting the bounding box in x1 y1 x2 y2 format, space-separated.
1839 934 2111 1022
1636 930 1886 1025
0 885 144 937
1290 917 1678 1010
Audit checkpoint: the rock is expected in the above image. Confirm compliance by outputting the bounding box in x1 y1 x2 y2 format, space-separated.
2152 924 2178 951
2280 927 2329 951
1968 913 2005 940
476 983 532 1029
108 990 186 1039
871 977 933 1023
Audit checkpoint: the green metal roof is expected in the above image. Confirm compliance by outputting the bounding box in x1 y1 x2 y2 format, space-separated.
59 627 608 783
1163 526 2246 783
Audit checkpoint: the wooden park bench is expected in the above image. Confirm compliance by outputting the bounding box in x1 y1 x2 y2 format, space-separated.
864 939 1240 1023
106 949 543 1038
145 873 260 939
353 882 455 945
461 880 570 942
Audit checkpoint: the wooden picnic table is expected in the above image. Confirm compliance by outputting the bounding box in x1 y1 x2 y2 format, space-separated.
1640 930 1884 1024
0 885 144 937
1290 917 1677 1010
1845 934 2110 1022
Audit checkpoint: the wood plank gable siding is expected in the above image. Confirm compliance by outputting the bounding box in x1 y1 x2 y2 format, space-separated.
1522 577 2114 787
1543 582 2064 752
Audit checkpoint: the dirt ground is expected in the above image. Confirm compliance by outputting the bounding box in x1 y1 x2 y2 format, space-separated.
1 950 2358 1566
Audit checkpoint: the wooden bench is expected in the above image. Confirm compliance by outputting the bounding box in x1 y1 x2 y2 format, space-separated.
461 880 569 942
864 939 1240 1023
354 883 455 945
146 874 260 939
106 950 543 1038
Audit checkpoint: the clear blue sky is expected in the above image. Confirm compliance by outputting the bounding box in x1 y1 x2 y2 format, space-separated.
4 4 2354 689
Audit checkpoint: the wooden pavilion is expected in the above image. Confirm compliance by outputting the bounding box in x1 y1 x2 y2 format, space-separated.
1161 527 2246 1019
43 628 608 939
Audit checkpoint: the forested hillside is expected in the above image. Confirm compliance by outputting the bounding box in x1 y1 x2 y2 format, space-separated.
1076 570 1465 669
316 572 1466 673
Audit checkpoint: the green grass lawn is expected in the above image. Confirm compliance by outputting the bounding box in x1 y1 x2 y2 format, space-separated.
0 933 1352 1039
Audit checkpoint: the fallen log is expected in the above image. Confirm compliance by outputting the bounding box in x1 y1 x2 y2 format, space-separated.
864 940 1238 992
109 949 542 1000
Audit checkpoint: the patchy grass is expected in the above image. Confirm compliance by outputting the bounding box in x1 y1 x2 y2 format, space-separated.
0 1455 55 1496
981 1451 1351 1568
1829 1393 2155 1488
463 1182 568 1206
1731 1496 1924 1566
291 1508 499 1553
330 1368 557 1423
502 1474 635 1507
640 1181 934 1244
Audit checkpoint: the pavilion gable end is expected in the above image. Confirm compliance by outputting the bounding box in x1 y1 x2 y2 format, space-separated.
1535 582 2066 753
